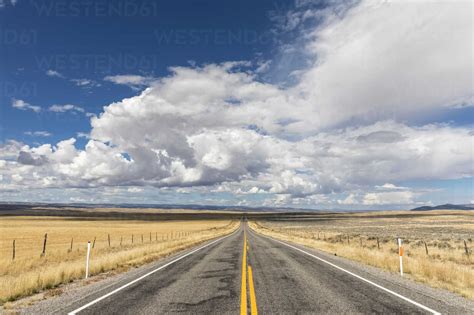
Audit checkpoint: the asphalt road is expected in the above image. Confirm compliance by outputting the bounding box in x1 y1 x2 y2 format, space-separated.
59 223 468 314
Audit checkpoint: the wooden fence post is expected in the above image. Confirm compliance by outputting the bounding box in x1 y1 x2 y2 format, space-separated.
92 237 96 248
424 241 429 256
141 234 144 243
108 234 111 247
120 236 123 247
69 237 74 252
149 232 152 243
41 233 47 257
464 240 470 257
12 240 15 260
85 241 91 279
132 234 134 244
376 237 380 249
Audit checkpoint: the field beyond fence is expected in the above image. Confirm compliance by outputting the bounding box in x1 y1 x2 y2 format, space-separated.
249 210 473 299
0 216 238 304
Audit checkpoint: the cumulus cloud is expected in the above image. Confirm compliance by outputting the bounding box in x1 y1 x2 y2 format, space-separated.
338 193 358 205
290 0 473 129
1 0 473 207
11 99 41 113
363 191 415 206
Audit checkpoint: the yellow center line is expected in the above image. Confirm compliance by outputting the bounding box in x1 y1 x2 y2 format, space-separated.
240 228 247 315
248 265 258 315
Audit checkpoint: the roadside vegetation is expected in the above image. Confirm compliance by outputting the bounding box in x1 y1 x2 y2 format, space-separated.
249 210 473 299
0 216 238 304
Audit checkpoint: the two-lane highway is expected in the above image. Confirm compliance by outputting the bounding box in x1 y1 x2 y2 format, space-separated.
59 222 469 314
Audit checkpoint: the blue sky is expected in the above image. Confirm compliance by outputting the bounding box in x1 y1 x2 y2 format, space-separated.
1 0 280 146
0 0 473 209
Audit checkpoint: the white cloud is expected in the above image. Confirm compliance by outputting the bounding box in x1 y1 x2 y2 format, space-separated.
46 70 64 78
45 70 99 88
376 183 408 191
71 78 100 88
289 0 473 130
0 0 18 8
76 132 90 139
104 75 154 89
11 99 41 113
127 187 144 193
363 191 415 206
24 131 51 137
2 1 473 207
338 193 358 205
48 104 85 113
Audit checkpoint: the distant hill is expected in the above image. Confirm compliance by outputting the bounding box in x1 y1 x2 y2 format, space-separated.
412 203 474 211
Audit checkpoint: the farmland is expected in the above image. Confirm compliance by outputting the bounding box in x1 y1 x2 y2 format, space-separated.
0 215 238 304
249 210 474 299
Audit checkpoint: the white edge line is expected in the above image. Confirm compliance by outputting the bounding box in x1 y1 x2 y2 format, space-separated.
68 227 239 315
250 229 441 315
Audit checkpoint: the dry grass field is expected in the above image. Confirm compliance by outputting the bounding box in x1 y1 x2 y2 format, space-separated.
249 210 473 299
0 216 239 304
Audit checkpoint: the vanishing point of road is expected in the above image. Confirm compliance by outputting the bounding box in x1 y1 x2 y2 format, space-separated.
51 222 467 314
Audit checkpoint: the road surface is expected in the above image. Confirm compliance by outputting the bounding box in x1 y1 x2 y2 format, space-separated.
41 223 468 314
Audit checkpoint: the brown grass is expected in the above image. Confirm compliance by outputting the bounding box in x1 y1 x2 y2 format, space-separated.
0 216 238 304
249 210 473 299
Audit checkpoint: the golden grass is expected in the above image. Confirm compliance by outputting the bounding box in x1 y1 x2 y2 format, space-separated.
0 216 239 304
249 211 473 299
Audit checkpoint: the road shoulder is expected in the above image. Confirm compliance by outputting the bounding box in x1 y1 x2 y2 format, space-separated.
249 228 474 314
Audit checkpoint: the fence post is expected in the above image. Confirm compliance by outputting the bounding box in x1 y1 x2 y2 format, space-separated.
398 238 404 276
424 241 429 256
108 234 111 247
12 240 15 260
85 241 91 279
376 237 380 249
120 236 123 247
150 232 152 243
92 237 96 248
141 234 144 243
41 233 47 257
70 237 74 252
464 240 470 257
132 234 134 244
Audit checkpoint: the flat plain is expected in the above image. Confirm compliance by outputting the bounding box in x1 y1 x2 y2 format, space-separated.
0 214 238 304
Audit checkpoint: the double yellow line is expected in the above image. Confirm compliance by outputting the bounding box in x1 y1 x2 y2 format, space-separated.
241 228 258 315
